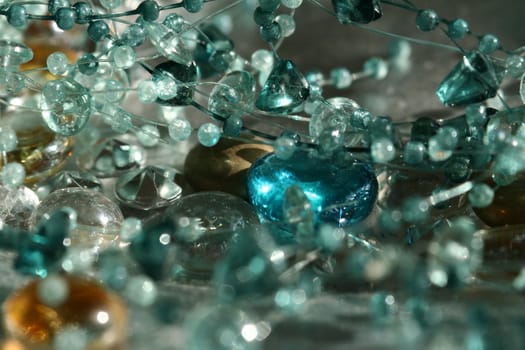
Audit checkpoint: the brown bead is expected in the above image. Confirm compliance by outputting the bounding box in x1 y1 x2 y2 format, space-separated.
2 275 127 349
184 138 273 199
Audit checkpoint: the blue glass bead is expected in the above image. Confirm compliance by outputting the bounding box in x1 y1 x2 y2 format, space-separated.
48 0 70 14
253 7 274 27
332 0 382 24
151 61 197 106
73 2 92 24
260 0 280 12
198 123 221 147
193 24 234 78
121 24 146 47
77 53 98 75
87 20 110 42
129 220 175 280
436 52 504 107
479 34 500 54
183 0 203 13
416 9 440 32
255 59 309 114
223 116 243 136
448 18 469 39
7 4 28 28
15 209 73 277
55 7 76 30
260 22 281 44
247 149 378 226
138 0 159 21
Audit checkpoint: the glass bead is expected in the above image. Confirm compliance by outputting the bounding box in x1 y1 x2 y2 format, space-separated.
138 0 159 22
444 155 471 183
436 52 504 107
100 0 122 10
251 49 274 72
61 247 96 274
402 196 430 224
260 22 281 44
136 124 160 147
469 183 494 208
0 185 39 230
198 123 221 147
253 7 274 27
281 0 302 9
370 115 393 139
111 45 135 69
48 0 70 15
40 78 92 136
435 126 459 150
183 0 203 13
255 59 309 114
55 7 76 30
138 80 158 103
165 191 260 280
46 51 69 76
465 103 487 127
152 61 197 106
1 162 25 188
371 138 395 163
73 2 92 24
330 67 352 89
448 18 469 39
96 249 128 290
209 49 237 73
479 34 500 54
124 275 157 306
274 136 296 160
259 0 280 11
364 57 388 79
416 9 440 32
30 188 124 250
121 24 146 47
36 274 69 307
77 53 98 75
404 141 425 164
3 275 127 348
163 13 187 32
223 116 243 136
120 217 142 242
0 125 17 152
184 138 273 198
209 70 256 118
506 55 525 78
168 117 192 141
350 108 372 130
247 149 378 226
275 14 295 37
87 20 110 42
7 5 28 28
185 305 261 350
332 0 382 24
53 326 89 350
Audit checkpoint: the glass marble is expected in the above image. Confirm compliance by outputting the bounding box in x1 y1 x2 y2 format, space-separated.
30 188 124 250
247 149 378 226
183 138 273 199
2 274 127 349
331 0 382 24
164 191 260 281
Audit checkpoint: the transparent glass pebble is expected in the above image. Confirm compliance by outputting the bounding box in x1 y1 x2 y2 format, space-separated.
3 275 127 349
164 191 260 280
0 185 39 230
30 188 124 250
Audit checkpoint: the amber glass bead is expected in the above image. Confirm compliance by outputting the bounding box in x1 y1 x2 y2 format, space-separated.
184 138 273 199
2 275 127 349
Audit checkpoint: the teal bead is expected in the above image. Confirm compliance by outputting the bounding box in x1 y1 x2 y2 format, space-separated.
73 2 92 24
330 67 353 89
465 103 487 127
416 9 440 32
100 0 122 9
0 126 17 152
247 150 378 226
183 0 203 13
77 53 98 75
404 141 425 164
274 136 296 159
137 80 157 103
251 49 273 72
448 18 469 39
136 124 159 147
260 0 280 12
371 138 395 162
479 34 500 54
209 70 256 118
402 196 430 223
87 20 110 42
163 13 186 32
469 183 494 208
350 108 372 129
55 7 76 30
129 220 175 280
506 55 525 78
444 156 471 182
97 249 129 290
281 0 303 9
208 49 236 72
1 162 25 188
15 209 73 277
138 0 159 22
37 275 69 307
121 24 146 47
255 59 309 114
363 57 388 79
48 0 70 14
332 0 382 24
260 22 281 44
198 123 221 147
193 24 234 78
436 52 504 107
223 116 243 136
253 7 274 27
7 4 28 28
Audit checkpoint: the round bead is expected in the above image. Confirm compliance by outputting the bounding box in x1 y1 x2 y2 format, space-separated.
402 196 430 223
469 183 494 208
0 125 17 152
137 80 158 103
364 57 388 80
275 14 295 37
136 124 160 147
77 53 98 75
168 117 193 141
403 141 425 164
448 18 469 39
274 135 296 159
87 20 110 42
37 275 69 307
281 0 303 9
120 217 142 242
330 67 353 89
183 0 203 13
46 51 69 76
124 275 157 306
1 162 25 188
260 22 281 44
48 0 70 14
55 7 76 30
223 116 243 136
197 123 221 147
138 0 159 21
3 275 127 348
163 13 186 32
260 0 280 11
111 45 135 69
7 4 28 28
479 34 500 54
121 24 146 47
73 2 92 24
251 49 274 72
416 9 440 32
253 7 274 27
100 0 122 10
371 138 395 162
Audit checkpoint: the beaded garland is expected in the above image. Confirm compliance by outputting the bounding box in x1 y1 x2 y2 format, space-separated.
0 0 523 349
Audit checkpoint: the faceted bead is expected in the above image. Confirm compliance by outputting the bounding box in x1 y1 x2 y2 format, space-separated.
183 0 203 12
115 166 182 210
331 0 382 24
40 78 92 136
247 149 378 226
260 22 281 44
253 7 274 27
144 22 192 65
208 70 256 119
184 138 273 198
151 60 197 106
0 41 33 69
3 274 127 348
30 188 123 250
255 59 309 114
40 171 102 196
506 55 525 78
436 52 504 107
165 191 260 281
